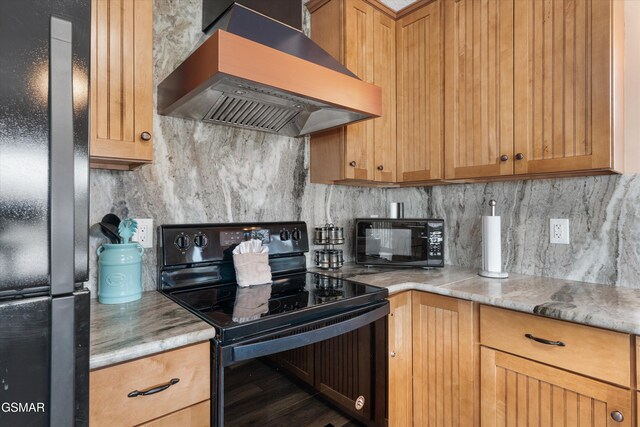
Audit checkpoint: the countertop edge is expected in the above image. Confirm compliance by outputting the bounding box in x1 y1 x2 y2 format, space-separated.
90 329 216 370
386 282 640 336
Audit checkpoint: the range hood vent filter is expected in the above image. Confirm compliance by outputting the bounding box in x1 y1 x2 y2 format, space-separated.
204 94 300 133
157 2 382 137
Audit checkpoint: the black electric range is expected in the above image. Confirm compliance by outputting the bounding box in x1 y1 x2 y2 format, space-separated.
157 222 388 344
157 221 389 427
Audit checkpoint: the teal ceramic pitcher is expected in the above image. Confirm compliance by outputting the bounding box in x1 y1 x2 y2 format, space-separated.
97 243 144 304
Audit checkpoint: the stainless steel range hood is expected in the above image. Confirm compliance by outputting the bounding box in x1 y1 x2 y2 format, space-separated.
157 1 382 137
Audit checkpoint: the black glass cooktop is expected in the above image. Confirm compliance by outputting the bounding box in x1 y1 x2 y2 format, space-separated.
164 272 387 343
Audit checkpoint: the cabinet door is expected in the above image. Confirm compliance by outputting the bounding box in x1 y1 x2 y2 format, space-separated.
412 292 476 427
513 0 613 174
343 0 375 180
268 346 314 386
90 0 153 169
481 347 632 427
443 0 514 179
388 292 412 427
373 10 396 182
314 319 387 420
396 1 443 183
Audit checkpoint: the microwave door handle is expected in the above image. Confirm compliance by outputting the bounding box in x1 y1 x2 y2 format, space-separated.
50 15 75 296
227 303 389 365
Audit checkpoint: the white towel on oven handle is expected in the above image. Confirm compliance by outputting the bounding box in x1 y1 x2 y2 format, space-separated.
232 240 272 287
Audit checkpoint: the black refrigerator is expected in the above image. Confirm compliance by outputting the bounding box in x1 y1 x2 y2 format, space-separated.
0 1 91 426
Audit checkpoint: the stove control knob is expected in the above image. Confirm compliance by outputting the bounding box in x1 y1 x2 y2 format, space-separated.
174 235 191 250
280 229 290 241
193 233 208 248
291 228 302 241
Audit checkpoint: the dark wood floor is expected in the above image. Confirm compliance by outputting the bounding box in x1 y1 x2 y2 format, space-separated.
224 359 363 427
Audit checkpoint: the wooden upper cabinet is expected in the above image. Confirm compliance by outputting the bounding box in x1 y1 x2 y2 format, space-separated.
513 0 619 175
309 0 395 184
373 10 396 182
396 1 443 183
90 0 153 170
481 347 632 427
343 0 375 181
412 292 477 427
443 0 514 180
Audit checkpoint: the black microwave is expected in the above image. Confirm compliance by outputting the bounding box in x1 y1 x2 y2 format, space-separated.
355 219 444 267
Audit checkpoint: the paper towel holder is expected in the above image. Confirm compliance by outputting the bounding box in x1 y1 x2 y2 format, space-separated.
478 200 509 279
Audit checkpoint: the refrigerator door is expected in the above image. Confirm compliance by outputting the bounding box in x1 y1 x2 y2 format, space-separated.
0 0 90 297
0 291 89 427
0 297 51 426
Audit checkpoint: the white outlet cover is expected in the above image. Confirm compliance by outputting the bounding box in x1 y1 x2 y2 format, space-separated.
132 218 154 248
550 218 570 245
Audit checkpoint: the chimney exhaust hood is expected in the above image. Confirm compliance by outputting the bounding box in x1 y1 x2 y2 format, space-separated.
157 1 382 137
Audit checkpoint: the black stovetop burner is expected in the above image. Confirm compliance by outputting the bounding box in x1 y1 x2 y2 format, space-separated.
157 222 388 344
164 271 386 343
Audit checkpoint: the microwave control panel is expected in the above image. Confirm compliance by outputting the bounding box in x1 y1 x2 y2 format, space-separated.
426 221 444 265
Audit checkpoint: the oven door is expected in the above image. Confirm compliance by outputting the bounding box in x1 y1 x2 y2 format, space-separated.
213 302 389 427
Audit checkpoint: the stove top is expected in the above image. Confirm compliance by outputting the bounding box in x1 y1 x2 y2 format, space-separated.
157 222 388 344
164 271 386 343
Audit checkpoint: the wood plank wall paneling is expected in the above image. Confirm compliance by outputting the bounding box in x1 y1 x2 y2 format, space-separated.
444 0 514 180
396 1 442 183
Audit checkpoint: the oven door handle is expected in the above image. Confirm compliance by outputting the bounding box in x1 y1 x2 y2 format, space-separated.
228 302 389 364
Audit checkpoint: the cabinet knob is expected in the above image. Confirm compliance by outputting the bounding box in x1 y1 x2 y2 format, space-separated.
390 351 396 358
355 396 365 411
377 165 384 171
140 131 152 141
515 153 525 160
349 161 357 167
611 411 624 422
500 155 509 162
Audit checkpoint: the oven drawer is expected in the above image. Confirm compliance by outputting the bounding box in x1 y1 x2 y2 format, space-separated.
90 342 210 426
480 305 631 387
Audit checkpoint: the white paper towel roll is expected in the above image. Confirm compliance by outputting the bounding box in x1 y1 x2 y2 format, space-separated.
479 215 508 278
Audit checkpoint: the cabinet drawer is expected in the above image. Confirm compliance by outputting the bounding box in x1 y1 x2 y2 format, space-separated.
480 305 631 387
90 342 210 426
138 400 210 427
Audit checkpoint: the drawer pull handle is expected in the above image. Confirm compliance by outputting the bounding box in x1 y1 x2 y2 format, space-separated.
127 378 180 398
524 333 565 347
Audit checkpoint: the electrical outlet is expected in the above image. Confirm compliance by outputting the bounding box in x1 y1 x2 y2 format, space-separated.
132 218 154 248
550 218 570 245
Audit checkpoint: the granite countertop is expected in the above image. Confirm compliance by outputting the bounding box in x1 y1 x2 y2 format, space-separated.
90 291 216 370
90 266 640 369
313 264 640 335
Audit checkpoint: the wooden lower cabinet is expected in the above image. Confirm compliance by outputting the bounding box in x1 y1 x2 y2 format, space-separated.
481 347 633 427
90 342 210 426
138 400 210 427
387 291 478 427
412 292 477 427
388 292 413 426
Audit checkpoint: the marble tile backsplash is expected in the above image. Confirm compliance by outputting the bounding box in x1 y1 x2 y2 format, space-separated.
88 0 640 296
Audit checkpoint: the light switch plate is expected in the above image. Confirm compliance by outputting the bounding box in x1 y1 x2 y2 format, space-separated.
132 218 154 248
550 218 570 245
